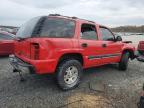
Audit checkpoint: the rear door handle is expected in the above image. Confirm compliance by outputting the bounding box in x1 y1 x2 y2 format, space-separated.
81 43 88 48
102 43 107 48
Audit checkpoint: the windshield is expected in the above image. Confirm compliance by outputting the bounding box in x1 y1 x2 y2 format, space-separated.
39 17 75 38
16 16 41 38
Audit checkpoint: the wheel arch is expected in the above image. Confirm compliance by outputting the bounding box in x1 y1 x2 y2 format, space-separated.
57 53 84 67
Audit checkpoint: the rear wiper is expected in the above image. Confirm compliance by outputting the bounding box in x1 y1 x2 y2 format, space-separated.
15 37 28 41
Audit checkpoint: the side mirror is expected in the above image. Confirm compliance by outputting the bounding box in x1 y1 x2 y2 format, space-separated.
116 36 122 41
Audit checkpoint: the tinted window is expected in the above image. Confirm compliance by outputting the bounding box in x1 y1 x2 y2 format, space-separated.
0 34 14 40
40 18 75 38
81 24 98 40
16 16 41 38
100 27 114 41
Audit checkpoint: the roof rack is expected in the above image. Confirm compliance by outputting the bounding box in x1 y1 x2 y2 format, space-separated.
49 14 78 19
49 14 61 16
80 18 95 23
48 14 95 23
71 16 78 19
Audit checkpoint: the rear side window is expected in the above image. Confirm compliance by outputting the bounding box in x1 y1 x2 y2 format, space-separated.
40 18 75 38
80 24 98 40
100 27 114 41
0 33 14 40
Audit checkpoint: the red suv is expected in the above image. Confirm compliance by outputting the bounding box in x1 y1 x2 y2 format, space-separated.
137 41 144 62
10 14 136 90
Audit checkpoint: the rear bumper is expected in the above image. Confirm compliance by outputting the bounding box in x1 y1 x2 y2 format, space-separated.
9 55 35 74
9 55 57 74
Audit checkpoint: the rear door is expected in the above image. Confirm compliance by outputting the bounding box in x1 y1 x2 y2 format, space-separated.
0 33 14 55
79 23 103 68
99 27 123 64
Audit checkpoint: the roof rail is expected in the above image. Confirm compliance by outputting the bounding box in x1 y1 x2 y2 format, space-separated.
80 18 95 23
88 20 95 23
49 14 61 16
71 16 78 19
49 14 78 19
48 14 95 23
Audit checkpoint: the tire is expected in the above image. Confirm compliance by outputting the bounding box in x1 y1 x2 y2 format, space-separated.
118 52 130 71
56 59 82 90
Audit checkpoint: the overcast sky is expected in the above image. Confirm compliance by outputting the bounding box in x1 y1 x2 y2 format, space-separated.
0 0 144 27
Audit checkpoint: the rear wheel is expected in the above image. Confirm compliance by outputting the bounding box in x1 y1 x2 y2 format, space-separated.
118 52 130 71
56 59 82 90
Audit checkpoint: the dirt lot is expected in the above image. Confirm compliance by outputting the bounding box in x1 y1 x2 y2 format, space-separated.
0 35 144 108
0 57 144 108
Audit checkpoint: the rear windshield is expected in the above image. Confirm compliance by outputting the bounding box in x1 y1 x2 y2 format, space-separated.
16 16 75 38
39 17 75 38
16 16 41 38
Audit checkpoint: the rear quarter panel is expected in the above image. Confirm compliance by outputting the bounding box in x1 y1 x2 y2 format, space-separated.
27 37 79 73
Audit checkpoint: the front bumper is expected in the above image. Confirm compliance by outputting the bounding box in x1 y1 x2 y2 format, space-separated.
9 55 35 74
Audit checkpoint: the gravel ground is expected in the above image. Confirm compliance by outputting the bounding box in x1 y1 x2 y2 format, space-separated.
0 56 144 108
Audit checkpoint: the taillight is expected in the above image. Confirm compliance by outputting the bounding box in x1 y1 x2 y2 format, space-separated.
30 43 39 60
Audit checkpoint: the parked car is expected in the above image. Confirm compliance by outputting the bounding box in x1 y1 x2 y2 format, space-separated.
137 41 144 62
11 28 19 35
0 31 15 55
0 28 12 33
10 14 136 90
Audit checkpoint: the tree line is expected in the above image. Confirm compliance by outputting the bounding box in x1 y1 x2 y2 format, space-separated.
111 25 144 33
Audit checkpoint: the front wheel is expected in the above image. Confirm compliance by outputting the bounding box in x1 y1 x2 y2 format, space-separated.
56 59 82 90
118 52 130 71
